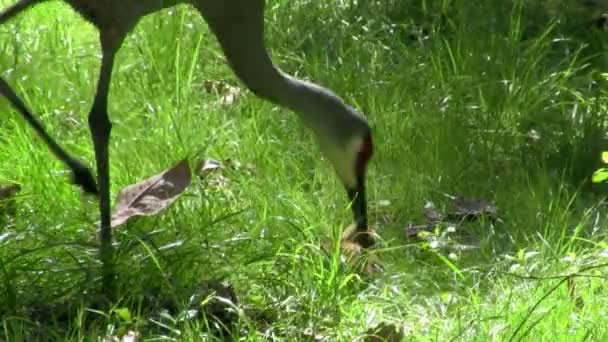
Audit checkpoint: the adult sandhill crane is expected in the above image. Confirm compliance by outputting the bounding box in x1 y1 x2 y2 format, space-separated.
0 0 375 296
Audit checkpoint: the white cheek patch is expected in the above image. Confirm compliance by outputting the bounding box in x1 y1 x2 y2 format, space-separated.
321 135 363 189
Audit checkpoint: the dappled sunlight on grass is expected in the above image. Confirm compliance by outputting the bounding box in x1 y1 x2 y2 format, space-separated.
2 0 608 340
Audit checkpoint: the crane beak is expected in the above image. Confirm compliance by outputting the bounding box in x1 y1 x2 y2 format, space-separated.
346 132 374 248
347 181 367 226
346 179 374 249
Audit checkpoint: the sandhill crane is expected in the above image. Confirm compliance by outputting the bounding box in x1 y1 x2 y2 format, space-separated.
0 0 375 297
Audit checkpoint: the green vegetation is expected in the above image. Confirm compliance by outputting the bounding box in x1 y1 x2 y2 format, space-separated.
2 0 608 340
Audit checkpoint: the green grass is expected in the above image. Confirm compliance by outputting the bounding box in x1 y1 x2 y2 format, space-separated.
2 0 608 340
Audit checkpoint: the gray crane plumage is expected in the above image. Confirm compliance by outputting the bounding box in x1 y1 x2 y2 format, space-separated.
0 0 375 296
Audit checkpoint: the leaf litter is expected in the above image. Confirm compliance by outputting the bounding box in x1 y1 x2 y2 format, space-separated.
110 159 192 228
447 195 498 222
404 193 499 253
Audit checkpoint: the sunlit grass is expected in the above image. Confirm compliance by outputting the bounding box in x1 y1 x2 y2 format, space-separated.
2 0 608 340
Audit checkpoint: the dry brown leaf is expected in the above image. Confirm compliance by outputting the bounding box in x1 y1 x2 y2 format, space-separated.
110 159 191 228
364 322 404 342
447 196 498 222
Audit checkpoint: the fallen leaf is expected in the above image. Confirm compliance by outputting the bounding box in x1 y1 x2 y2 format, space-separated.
110 159 191 228
364 322 404 342
447 196 498 222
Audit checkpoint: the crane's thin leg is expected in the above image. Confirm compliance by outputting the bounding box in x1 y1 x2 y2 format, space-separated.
89 31 124 300
0 78 98 194
0 0 97 195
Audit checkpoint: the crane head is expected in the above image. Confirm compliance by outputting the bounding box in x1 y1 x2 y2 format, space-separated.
316 111 375 248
